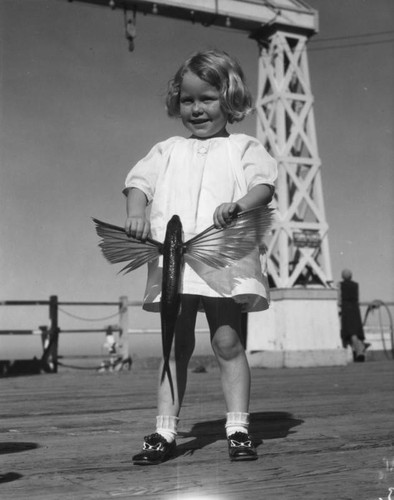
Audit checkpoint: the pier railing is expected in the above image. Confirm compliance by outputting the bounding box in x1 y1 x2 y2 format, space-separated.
360 300 394 360
0 296 140 372
1 296 393 373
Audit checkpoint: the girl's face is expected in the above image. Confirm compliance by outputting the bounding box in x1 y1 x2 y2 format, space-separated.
179 71 229 139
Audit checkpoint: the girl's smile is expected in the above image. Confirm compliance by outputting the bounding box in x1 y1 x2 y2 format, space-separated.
179 71 229 139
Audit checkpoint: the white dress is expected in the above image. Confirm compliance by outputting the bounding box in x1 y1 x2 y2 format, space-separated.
124 133 277 313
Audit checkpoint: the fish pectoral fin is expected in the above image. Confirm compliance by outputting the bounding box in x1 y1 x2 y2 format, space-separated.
183 206 274 269
93 218 162 274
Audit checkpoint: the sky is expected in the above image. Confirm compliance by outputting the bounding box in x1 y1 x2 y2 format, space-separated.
0 0 393 344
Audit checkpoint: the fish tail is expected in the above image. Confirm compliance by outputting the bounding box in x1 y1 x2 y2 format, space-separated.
160 357 175 404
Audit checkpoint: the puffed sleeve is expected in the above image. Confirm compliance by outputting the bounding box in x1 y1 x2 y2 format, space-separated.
123 141 165 203
238 135 277 192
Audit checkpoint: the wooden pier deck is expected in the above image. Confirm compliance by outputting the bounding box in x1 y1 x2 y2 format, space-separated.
1 359 393 500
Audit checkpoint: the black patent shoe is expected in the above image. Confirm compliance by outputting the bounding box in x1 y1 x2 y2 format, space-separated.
227 432 258 461
132 433 176 465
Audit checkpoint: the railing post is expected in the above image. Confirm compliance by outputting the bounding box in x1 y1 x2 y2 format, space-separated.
118 296 130 362
49 295 59 372
42 295 59 372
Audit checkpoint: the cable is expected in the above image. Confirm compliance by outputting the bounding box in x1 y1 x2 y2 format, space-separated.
363 300 394 360
58 307 119 322
311 30 394 43
309 38 394 51
248 30 393 55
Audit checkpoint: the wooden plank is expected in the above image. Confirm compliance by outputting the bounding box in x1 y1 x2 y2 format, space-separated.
1 360 393 499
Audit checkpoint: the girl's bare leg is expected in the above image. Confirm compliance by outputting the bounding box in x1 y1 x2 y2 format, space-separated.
132 296 199 465
203 298 250 412
202 298 258 461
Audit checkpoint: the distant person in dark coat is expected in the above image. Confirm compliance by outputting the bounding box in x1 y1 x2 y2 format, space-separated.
338 269 368 362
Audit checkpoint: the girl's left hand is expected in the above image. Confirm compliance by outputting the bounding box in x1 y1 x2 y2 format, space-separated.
213 202 240 228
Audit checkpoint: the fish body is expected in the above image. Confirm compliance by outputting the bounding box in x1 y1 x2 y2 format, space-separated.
160 215 184 396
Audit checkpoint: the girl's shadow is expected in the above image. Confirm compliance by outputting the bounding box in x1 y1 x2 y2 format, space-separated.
176 412 303 456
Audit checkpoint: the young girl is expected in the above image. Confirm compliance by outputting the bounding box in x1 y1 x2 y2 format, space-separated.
124 49 277 465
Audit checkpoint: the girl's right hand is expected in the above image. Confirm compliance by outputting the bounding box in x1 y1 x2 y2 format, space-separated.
125 216 150 241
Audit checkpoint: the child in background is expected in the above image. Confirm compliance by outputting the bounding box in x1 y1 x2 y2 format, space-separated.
123 49 277 464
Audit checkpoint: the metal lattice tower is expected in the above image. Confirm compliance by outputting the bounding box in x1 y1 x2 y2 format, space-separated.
69 0 333 290
253 25 333 288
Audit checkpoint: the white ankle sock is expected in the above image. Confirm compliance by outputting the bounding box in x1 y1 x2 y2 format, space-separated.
156 415 179 443
225 412 250 437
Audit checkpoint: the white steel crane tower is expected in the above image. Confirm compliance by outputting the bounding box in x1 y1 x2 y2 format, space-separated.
254 23 334 289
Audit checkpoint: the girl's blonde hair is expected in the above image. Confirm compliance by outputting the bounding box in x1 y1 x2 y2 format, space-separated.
166 49 253 124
